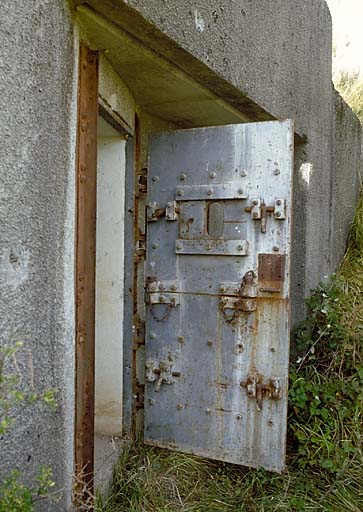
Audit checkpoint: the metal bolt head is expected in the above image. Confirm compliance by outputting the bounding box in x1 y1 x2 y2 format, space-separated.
240 170 247 177
209 171 216 178
276 199 282 206
177 403 184 410
176 244 182 251
171 284 177 291
237 188 244 195
159 283 165 291
253 212 259 219
178 336 184 343
179 173 187 181
273 246 279 252
177 189 184 197
159 295 165 303
220 286 226 293
275 211 281 218
150 332 156 340
274 169 280 175
152 175 159 182
252 199 258 206
152 243 159 249
206 408 211 414
149 398 156 405
236 413 242 420
237 244 244 251
171 297 176 306
207 188 214 196
268 419 274 426
207 339 213 347
270 346 276 352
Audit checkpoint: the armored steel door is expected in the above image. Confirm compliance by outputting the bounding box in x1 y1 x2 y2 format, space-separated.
144 120 293 472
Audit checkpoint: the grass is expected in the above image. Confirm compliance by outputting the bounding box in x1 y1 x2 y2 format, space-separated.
335 72 363 123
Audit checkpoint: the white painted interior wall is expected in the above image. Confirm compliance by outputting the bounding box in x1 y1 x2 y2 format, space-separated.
95 116 126 436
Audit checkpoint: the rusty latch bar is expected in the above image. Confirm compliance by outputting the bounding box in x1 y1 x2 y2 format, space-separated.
245 198 286 233
240 375 283 411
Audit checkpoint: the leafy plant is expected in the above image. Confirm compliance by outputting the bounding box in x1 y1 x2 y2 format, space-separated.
0 342 58 511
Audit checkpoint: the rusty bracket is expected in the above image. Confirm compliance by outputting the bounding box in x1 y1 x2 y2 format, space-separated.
240 375 283 411
219 271 258 319
245 198 286 233
146 280 180 306
147 201 178 222
145 358 181 392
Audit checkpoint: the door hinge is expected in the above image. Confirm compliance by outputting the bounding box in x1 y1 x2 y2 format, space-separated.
138 167 148 194
240 375 283 411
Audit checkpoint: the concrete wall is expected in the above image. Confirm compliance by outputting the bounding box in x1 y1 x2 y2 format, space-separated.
0 0 77 509
331 90 362 269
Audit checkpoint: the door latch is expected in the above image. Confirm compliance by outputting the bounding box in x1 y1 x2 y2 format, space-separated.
245 198 285 233
145 358 181 392
219 270 257 322
240 375 283 410
147 201 178 222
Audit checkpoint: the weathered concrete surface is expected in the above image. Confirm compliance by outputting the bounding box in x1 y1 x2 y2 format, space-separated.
330 90 362 270
0 0 76 508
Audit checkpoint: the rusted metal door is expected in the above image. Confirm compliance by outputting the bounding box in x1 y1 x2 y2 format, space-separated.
144 120 293 472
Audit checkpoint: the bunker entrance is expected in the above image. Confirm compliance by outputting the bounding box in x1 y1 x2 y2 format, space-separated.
76 4 294 490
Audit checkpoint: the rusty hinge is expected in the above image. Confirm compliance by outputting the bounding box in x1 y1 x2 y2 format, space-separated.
245 198 286 233
136 232 146 257
240 375 283 411
138 167 148 194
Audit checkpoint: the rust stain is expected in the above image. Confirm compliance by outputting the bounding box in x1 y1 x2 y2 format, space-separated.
258 253 286 293
74 44 98 507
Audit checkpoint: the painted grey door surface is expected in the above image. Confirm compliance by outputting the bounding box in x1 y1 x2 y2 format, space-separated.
144 120 293 472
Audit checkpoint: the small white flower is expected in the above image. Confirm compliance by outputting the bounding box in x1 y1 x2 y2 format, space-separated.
296 357 302 363
314 396 319 400
327 324 331 329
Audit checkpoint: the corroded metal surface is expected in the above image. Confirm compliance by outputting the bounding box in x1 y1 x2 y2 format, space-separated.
144 120 293 472
75 45 98 501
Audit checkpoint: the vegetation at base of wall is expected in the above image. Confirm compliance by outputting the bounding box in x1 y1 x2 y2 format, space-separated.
98 200 363 511
0 342 58 511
